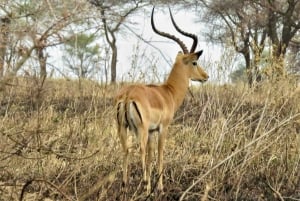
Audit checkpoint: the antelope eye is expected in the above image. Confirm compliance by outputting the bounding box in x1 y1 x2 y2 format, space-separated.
192 61 198 66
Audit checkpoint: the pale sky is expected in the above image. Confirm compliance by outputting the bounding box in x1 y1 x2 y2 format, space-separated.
48 7 227 83
117 7 223 83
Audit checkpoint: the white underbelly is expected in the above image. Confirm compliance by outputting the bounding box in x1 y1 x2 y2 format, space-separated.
149 122 162 133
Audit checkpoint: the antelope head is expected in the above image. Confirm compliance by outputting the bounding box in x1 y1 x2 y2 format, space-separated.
151 7 209 83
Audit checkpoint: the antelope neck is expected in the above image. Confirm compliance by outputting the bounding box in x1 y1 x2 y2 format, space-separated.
164 62 189 110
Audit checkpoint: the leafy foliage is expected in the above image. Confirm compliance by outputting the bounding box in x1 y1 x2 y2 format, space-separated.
63 33 101 78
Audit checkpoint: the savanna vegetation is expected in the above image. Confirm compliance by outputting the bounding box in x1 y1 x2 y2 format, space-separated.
0 78 299 201
0 0 299 201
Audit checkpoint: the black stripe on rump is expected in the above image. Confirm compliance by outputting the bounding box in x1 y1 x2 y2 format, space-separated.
117 102 121 125
132 101 143 124
124 102 130 129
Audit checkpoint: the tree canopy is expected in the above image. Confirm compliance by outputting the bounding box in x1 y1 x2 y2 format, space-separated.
0 0 299 86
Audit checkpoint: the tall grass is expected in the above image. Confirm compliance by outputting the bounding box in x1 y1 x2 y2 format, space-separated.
0 76 299 201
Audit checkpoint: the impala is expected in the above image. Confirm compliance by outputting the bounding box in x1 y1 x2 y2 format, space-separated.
115 7 209 194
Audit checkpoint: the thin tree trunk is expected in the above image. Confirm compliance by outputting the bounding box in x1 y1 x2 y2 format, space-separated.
110 44 117 83
37 48 47 78
0 17 10 78
243 52 253 87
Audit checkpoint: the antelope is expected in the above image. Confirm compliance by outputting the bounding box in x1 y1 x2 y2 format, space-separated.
115 7 209 194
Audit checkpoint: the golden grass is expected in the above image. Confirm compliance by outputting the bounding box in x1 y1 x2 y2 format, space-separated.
0 77 299 201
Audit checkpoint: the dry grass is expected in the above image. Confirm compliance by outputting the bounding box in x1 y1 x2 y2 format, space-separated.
0 76 299 201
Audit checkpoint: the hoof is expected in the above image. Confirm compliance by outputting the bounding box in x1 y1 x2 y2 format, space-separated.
121 182 128 193
142 180 148 186
122 181 126 188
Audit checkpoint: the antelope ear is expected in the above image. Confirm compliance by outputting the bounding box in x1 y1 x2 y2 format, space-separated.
195 50 203 59
176 51 185 63
177 51 183 56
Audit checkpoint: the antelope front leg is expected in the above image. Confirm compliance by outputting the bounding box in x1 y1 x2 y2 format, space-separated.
146 134 155 194
158 131 166 192
139 127 148 190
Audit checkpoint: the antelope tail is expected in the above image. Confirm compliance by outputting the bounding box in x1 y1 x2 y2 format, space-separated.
117 100 143 134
